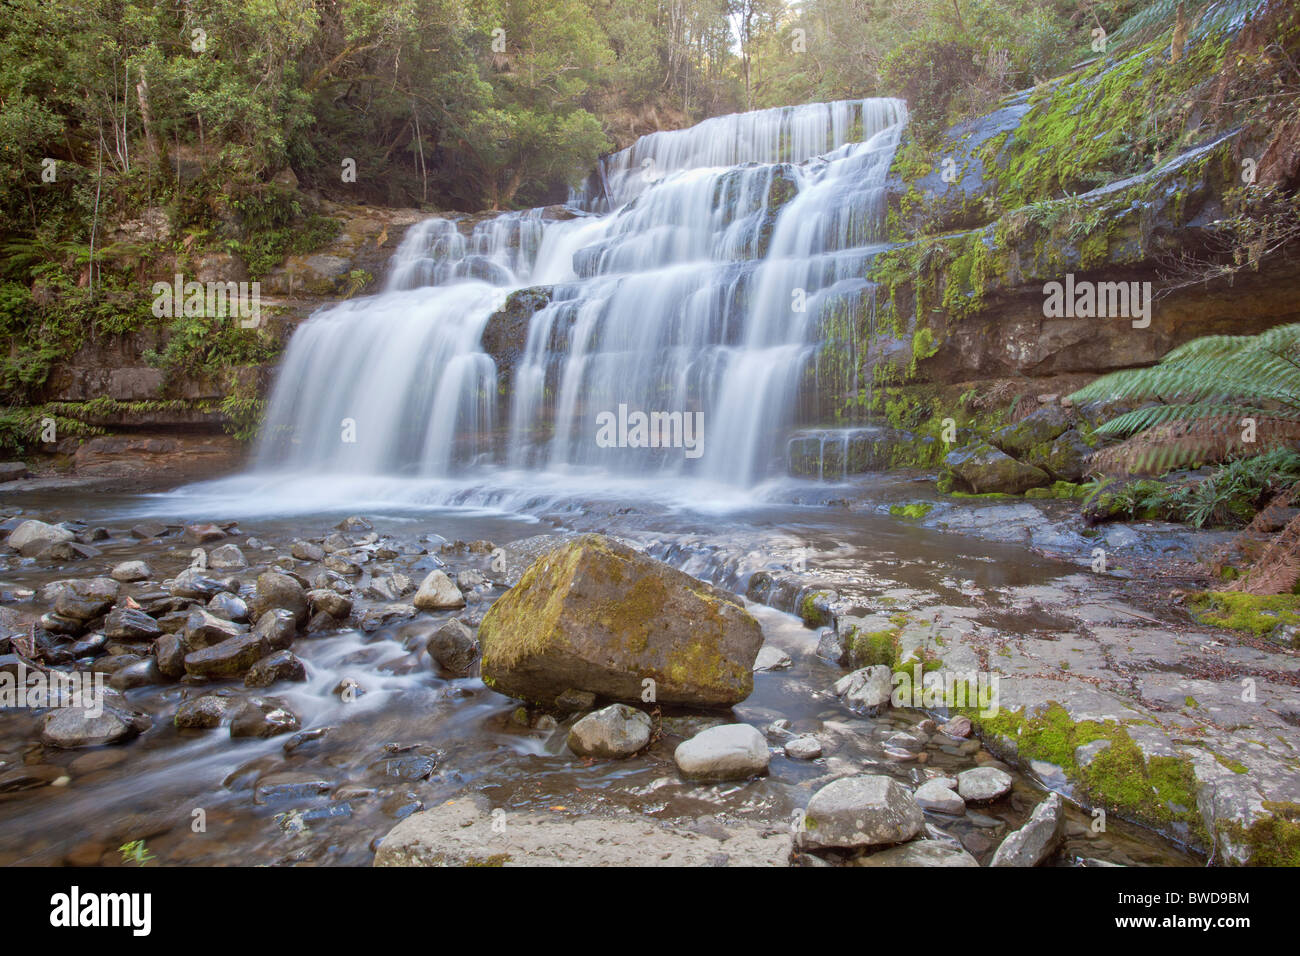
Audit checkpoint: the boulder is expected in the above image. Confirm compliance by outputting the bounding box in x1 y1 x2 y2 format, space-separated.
1026 428 1092 482
208 544 248 570
53 578 119 621
250 571 308 625
674 723 770 781
103 607 162 641
784 735 823 760
244 650 307 688
7 520 74 557
956 766 1013 802
915 778 966 814
41 706 144 748
833 665 893 715
797 775 925 850
945 442 1050 495
175 693 234 729
426 619 478 675
228 696 300 738
567 703 652 758
412 570 466 611
479 535 763 707
170 568 229 600
990 405 1072 459
110 561 151 583
990 792 1067 866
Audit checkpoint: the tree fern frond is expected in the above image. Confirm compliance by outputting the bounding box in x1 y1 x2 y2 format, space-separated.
1087 415 1300 477
1093 403 1300 437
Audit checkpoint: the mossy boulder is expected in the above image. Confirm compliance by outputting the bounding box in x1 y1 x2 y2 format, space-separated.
944 442 1050 495
1025 428 1092 482
989 405 1071 459
478 534 763 707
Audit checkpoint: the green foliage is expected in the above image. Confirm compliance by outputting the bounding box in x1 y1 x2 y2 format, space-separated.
1072 324 1300 476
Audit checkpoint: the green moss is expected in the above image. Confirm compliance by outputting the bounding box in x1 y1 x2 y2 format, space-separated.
973 702 1207 847
800 592 831 628
1190 592 1300 639
889 502 933 520
1218 802 1300 866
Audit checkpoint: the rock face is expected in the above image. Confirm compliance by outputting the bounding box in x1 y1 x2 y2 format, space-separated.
674 723 770 781
567 704 652 758
374 795 791 866
478 535 763 707
798 775 925 850
990 792 1067 867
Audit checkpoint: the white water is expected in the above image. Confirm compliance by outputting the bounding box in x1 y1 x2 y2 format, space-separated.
247 98 907 509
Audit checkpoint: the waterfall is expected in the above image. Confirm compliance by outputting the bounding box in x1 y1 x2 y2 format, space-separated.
254 97 907 491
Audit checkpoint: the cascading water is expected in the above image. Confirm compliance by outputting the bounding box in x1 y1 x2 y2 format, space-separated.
254 97 907 497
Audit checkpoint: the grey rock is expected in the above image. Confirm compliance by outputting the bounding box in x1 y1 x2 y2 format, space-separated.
798 775 925 850
568 703 652 758
674 723 770 781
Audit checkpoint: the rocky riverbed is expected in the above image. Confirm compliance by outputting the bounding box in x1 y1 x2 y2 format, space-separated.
0 473 1288 866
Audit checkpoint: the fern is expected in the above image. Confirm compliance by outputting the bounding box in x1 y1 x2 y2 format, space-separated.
1071 323 1300 476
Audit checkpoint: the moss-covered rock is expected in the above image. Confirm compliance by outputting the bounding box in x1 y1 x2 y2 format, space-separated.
478 534 763 707
945 441 1050 494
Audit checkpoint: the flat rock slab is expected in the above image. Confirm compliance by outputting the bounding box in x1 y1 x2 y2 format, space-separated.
375 797 792 866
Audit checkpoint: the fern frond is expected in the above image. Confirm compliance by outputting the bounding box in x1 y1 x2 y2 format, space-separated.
1087 415 1300 476
1093 403 1300 437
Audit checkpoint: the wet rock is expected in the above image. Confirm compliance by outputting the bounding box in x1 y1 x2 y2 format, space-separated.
229 697 301 738
110 560 151 583
479 535 762 707
306 588 352 619
856 840 979 867
109 658 162 690
784 735 823 760
244 650 307 688
957 767 1013 802
413 570 466 611
103 607 161 641
54 578 119 621
940 715 973 738
323 554 362 576
753 645 793 671
945 442 1050 495
153 633 186 678
291 540 325 562
336 516 372 531
1027 429 1092 482
815 628 843 662
184 608 245 649
207 591 249 622
798 775 925 850
69 633 108 659
321 533 350 553
130 521 170 540
426 619 478 675
0 462 28 483
254 771 332 804
208 543 248 570
174 693 235 729
833 665 893 715
250 571 308 625
915 778 966 814
41 706 144 748
183 611 294 679
170 568 229 600
990 792 1067 867
567 703 652 758
185 522 227 544
674 723 770 781
6 520 75 557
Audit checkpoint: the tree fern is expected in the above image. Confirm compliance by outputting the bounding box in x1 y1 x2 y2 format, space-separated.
1070 323 1300 476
